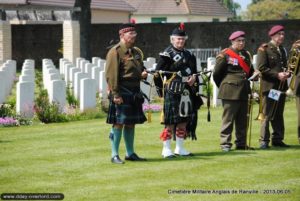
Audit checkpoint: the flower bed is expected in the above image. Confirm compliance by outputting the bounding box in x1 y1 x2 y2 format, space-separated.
142 104 162 113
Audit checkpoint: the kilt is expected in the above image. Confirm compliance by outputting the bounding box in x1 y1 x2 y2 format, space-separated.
163 89 189 125
106 87 147 125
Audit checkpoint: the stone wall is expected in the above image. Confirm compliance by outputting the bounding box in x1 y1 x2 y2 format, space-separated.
12 24 62 69
11 20 300 69
92 20 300 59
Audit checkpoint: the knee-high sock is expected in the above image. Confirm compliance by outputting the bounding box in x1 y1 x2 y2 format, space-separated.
110 127 122 157
123 127 134 156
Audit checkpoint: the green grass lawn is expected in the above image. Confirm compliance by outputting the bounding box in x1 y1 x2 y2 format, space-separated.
0 100 299 201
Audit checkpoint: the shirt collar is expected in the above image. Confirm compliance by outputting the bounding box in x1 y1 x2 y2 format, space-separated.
119 41 131 54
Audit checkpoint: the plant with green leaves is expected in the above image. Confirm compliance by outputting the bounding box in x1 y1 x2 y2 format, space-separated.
34 89 68 123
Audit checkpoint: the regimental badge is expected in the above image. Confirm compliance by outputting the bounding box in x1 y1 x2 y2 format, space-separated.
228 57 238 66
173 54 182 62
185 67 191 75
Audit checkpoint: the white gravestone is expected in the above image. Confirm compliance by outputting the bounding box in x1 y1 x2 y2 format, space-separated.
74 72 88 100
19 75 34 82
24 59 35 68
16 81 35 117
0 68 10 97
140 74 153 101
76 57 84 68
70 68 81 88
146 57 156 67
99 70 108 99
59 58 68 75
80 60 88 72
80 78 96 112
92 66 101 92
207 57 221 107
85 63 94 78
6 60 17 76
98 59 106 71
64 63 74 84
92 57 100 65
0 71 6 103
48 80 66 112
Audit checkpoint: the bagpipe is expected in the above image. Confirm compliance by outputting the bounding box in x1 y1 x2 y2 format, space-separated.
143 69 212 140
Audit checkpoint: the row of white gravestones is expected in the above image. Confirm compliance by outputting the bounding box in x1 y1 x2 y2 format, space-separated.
16 59 35 117
59 56 158 111
42 59 66 112
0 60 17 104
59 57 100 111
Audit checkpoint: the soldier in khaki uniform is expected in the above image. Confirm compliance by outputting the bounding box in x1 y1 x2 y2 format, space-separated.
213 31 255 152
105 23 147 164
257 25 290 149
290 40 300 143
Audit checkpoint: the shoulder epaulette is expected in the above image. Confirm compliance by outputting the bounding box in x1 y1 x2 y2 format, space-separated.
245 50 252 63
216 48 227 58
185 49 192 55
245 50 252 57
109 44 120 51
159 51 171 58
258 43 268 52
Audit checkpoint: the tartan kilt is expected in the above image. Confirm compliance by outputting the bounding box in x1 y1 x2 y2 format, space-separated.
106 88 147 125
163 90 189 125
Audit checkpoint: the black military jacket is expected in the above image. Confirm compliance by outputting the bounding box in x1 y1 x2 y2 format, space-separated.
154 45 198 96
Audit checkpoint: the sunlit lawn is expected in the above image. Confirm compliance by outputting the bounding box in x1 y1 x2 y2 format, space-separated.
0 100 299 201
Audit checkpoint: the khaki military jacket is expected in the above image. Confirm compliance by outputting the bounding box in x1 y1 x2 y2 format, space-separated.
257 41 288 94
213 47 253 101
105 42 144 98
291 40 300 96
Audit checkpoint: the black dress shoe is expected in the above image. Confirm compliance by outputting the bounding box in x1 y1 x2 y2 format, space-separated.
164 154 176 159
272 141 290 147
260 143 269 149
236 146 255 150
111 155 124 164
174 153 194 157
125 153 147 161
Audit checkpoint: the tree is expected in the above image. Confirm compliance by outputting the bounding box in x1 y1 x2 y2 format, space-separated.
73 0 92 61
244 0 300 20
221 0 241 20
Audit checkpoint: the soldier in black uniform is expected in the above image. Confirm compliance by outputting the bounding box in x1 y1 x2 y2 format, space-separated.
105 23 147 164
213 31 255 152
257 25 290 149
154 24 201 158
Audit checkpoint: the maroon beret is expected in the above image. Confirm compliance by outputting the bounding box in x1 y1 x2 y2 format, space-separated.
119 23 136 35
268 25 284 36
229 31 245 40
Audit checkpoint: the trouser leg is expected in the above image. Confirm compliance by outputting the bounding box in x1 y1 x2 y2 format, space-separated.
220 100 238 149
271 95 285 143
260 95 271 145
235 100 248 147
